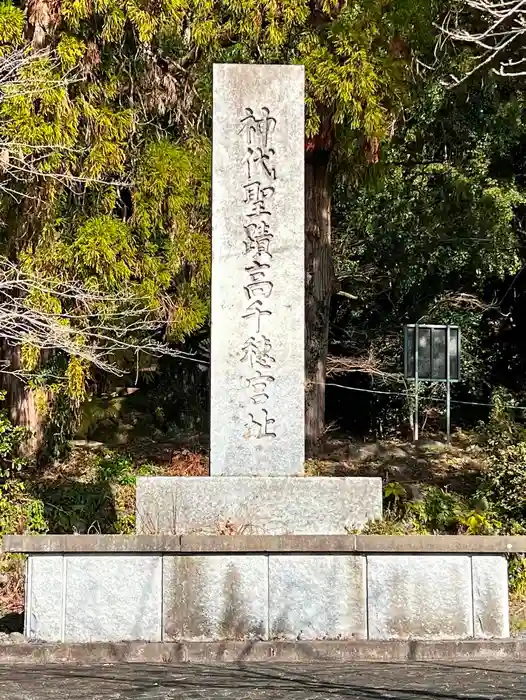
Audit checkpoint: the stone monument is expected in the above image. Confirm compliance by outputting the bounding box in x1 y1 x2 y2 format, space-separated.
136 64 382 637
210 64 305 477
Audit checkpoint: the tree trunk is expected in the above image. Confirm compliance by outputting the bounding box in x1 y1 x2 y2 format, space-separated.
26 0 59 48
305 151 332 454
0 345 44 456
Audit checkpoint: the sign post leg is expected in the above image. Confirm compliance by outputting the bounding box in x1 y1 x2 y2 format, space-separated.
414 324 419 442
446 324 451 444
414 379 419 442
446 380 451 444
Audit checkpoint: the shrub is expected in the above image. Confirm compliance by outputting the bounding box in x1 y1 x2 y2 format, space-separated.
96 451 158 486
477 388 526 521
481 442 526 520
362 481 503 536
0 398 48 615
0 390 47 538
0 391 29 482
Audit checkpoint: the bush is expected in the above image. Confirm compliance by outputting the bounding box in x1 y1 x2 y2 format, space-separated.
0 390 47 538
361 481 503 536
481 442 526 520
96 451 158 486
0 480 48 536
0 391 29 482
0 397 48 615
477 388 526 521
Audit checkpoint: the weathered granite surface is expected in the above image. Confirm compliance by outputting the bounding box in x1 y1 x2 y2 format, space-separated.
2 641 525 665
64 555 162 643
211 64 305 476
4 535 182 553
268 555 366 640
21 550 509 643
26 555 63 642
136 476 382 535
6 533 526 553
367 555 473 640
163 555 268 641
472 555 509 638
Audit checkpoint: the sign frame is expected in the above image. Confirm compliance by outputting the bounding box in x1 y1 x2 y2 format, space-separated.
403 324 461 443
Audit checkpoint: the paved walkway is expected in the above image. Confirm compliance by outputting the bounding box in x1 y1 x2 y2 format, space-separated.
0 662 525 700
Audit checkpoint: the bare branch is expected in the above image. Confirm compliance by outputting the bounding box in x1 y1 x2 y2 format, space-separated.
0 257 208 378
437 0 526 84
0 47 130 199
424 291 502 316
327 349 401 380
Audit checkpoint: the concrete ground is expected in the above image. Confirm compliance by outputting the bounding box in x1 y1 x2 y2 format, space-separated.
1 662 525 700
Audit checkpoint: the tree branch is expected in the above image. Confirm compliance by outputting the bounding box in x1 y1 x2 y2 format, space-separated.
0 257 208 378
437 0 526 84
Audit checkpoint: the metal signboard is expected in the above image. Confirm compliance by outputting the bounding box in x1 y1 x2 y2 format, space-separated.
403 324 461 442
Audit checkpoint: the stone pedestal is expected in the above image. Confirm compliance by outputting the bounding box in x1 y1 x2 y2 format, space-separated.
18 541 509 643
135 475 383 640
136 476 382 536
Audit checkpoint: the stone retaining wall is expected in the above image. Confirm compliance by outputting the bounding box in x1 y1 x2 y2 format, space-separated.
4 535 515 644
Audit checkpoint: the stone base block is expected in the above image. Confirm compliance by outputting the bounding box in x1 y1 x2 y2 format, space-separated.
163 555 268 641
26 554 163 643
26 555 64 642
161 554 368 642
269 555 367 640
368 555 473 640
21 545 508 643
473 556 509 638
64 555 162 643
367 554 511 641
136 476 382 535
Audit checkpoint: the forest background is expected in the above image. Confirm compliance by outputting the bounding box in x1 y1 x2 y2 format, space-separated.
3 0 526 630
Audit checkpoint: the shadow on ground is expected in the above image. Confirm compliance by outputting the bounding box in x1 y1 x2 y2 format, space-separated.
309 435 485 494
30 480 118 535
1 660 526 699
0 612 22 634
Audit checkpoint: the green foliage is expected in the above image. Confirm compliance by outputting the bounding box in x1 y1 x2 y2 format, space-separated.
331 76 526 436
0 396 47 541
157 0 437 145
0 480 48 537
30 450 157 534
0 0 216 414
57 35 86 71
0 1 23 50
364 481 503 536
383 481 406 503
32 381 82 463
0 391 28 480
0 0 441 451
112 511 136 535
477 389 526 521
335 80 524 325
72 217 137 287
480 387 523 450
509 557 526 600
39 481 113 534
96 451 157 485
487 436 526 479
